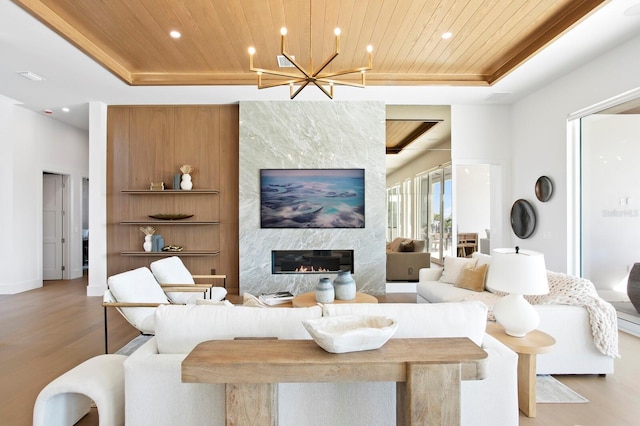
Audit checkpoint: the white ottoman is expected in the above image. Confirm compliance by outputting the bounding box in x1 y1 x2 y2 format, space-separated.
33 354 126 426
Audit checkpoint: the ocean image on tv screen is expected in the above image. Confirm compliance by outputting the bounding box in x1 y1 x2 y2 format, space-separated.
260 169 365 228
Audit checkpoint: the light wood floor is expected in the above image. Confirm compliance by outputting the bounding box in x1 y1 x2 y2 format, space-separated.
2 278 639 425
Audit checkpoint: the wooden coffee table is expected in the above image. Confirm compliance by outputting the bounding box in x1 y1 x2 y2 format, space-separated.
292 291 378 307
486 322 555 417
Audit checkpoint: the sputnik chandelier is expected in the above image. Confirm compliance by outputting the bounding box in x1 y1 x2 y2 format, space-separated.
247 4 373 99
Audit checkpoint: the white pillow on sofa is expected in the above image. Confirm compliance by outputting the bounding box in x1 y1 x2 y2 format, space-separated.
322 301 488 346
471 251 491 267
154 304 322 354
439 256 478 284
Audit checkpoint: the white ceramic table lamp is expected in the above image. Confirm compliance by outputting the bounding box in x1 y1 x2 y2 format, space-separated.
486 247 549 337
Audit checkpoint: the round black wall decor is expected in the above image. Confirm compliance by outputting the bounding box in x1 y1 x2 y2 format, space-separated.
511 199 536 239
535 176 553 202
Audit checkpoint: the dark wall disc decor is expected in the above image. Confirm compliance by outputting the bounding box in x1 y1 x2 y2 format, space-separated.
510 199 536 239
535 175 553 202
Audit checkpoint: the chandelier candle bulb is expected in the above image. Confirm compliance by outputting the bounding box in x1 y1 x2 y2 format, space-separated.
247 2 373 99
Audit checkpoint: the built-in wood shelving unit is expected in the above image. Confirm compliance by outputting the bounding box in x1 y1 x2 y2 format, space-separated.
121 189 220 194
120 250 220 257
107 105 239 293
120 221 220 225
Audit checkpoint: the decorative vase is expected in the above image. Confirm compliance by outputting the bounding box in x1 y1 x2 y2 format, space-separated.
143 235 153 252
315 277 335 303
333 270 356 300
180 173 193 190
627 263 640 314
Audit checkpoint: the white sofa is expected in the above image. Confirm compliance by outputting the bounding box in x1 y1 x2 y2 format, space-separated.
124 302 518 426
416 253 617 375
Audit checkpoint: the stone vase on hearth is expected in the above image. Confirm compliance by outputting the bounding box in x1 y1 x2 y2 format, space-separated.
315 277 335 303
333 270 356 300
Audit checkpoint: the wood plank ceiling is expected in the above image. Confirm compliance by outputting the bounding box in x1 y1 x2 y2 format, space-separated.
15 0 606 87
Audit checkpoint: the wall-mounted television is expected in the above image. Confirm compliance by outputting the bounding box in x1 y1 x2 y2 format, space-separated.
260 169 365 228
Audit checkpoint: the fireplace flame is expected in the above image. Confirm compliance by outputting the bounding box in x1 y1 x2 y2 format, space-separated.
294 265 331 272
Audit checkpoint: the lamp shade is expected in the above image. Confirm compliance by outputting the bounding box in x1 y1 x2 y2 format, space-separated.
486 247 549 295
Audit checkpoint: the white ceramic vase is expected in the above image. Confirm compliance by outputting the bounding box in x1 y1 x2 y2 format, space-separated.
180 173 193 190
315 277 335 303
333 270 356 300
143 235 153 252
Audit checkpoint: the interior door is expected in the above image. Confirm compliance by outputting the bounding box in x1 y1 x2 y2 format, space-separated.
43 173 64 280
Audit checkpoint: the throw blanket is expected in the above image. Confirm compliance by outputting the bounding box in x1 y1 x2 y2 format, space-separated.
464 271 620 358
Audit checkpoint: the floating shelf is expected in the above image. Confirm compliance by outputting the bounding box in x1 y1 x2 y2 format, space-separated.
120 221 219 225
121 250 220 257
121 189 219 194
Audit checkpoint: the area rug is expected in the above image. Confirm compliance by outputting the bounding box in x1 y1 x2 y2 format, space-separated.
115 334 152 355
536 375 588 403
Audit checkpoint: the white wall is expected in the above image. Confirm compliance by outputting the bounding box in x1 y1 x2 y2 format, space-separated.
0 97 16 290
0 102 88 294
511 33 640 274
451 105 511 254
456 164 491 240
87 102 108 296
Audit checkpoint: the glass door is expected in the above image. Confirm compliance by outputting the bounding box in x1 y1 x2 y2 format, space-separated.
419 165 452 261
386 185 401 242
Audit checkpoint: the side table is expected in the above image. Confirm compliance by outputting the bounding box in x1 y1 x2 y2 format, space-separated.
486 322 555 418
292 291 378 307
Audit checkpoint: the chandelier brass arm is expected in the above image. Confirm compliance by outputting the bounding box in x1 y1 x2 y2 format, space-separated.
248 23 372 99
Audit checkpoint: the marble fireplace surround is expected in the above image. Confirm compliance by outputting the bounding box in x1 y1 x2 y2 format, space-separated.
239 101 386 296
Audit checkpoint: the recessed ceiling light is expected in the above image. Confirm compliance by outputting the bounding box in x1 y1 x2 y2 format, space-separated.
62 107 70 112
170 30 181 39
441 32 453 40
43 109 53 115
17 71 45 81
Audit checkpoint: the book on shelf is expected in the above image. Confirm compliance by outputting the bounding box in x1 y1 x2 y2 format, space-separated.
259 291 294 306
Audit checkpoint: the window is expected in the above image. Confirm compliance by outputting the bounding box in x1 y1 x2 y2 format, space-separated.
418 166 452 260
386 185 401 241
387 164 452 260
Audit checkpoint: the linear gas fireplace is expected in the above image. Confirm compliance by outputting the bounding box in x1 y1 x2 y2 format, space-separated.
272 250 354 274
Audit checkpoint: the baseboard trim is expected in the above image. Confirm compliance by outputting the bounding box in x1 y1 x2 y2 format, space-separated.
385 282 416 293
618 317 640 337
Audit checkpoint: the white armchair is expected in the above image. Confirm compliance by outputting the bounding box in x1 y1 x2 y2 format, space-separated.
102 266 212 353
149 256 227 303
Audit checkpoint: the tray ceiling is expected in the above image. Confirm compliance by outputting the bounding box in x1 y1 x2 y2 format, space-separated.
14 0 606 87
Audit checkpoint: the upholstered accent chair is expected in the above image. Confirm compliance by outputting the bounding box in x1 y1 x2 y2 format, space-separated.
150 256 227 303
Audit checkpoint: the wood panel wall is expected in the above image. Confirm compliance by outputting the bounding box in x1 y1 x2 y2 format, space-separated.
107 105 240 294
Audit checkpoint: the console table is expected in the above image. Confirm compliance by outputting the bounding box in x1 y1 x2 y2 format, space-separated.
182 338 487 425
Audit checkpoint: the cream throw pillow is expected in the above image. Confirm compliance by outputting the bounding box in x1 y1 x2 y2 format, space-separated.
439 256 478 284
455 264 488 292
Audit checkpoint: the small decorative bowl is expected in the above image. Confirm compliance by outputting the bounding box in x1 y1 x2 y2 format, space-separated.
148 213 193 220
302 315 398 354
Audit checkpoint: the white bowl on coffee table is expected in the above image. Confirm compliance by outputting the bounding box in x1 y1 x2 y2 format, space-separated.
302 314 398 354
